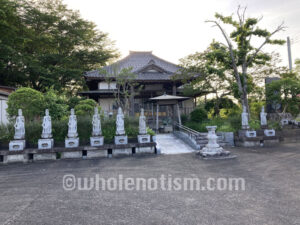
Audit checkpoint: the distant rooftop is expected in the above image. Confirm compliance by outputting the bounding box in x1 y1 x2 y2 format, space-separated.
85 51 180 81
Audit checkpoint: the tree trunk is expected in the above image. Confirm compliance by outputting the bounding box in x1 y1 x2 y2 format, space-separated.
129 85 135 117
214 95 221 116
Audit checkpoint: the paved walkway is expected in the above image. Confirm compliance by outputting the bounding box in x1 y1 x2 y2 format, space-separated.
156 133 196 154
0 144 300 225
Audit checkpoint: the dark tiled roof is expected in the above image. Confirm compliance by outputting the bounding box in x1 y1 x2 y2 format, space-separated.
85 51 180 80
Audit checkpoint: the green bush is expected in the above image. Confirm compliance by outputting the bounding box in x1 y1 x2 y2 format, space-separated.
190 108 208 122
7 87 45 121
101 119 116 143
268 121 281 130
147 127 155 136
52 119 68 143
249 101 265 120
185 115 240 133
181 114 189 124
75 99 98 116
249 119 260 130
77 116 92 145
67 96 86 109
43 89 68 120
0 123 14 145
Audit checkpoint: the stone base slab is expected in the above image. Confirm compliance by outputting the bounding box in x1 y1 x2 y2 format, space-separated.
38 139 54 150
112 148 132 156
263 139 280 146
65 137 79 148
87 150 108 158
34 153 56 161
135 147 155 154
138 135 150 143
90 136 104 147
235 140 261 147
114 135 128 145
9 140 25 151
61 151 82 159
6 154 27 163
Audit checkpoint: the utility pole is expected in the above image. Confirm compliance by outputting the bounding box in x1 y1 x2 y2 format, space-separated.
287 36 292 71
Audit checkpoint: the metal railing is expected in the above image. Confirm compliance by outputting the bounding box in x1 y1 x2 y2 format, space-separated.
173 122 202 149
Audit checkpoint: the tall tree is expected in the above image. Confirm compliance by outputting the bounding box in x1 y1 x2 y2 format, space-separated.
206 6 285 118
0 0 27 86
180 42 234 116
1 0 118 93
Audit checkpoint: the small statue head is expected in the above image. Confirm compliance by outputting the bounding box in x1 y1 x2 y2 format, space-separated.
71 108 75 115
140 108 144 116
18 109 22 116
45 109 49 116
118 107 123 115
94 107 98 114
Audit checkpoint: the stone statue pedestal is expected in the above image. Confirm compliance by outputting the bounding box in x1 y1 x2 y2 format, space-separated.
281 119 289 126
264 129 275 137
38 139 54 150
90 136 104 147
245 130 257 138
199 126 235 159
9 140 25 151
115 135 128 145
65 137 79 148
138 134 150 143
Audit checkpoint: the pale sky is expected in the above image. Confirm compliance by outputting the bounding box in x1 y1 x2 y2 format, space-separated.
64 0 300 68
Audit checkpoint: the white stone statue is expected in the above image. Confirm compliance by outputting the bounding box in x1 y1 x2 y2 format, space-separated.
260 106 267 126
116 107 125 135
41 109 52 138
139 108 147 135
67 109 78 138
14 109 25 140
241 106 249 129
92 107 102 136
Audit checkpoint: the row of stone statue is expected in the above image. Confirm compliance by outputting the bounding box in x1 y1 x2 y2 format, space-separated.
9 107 150 151
241 105 275 137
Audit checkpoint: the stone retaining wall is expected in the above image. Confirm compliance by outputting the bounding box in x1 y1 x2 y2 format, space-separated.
0 142 157 164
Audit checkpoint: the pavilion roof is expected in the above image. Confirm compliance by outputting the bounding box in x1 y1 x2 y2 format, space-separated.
149 94 190 102
85 51 181 81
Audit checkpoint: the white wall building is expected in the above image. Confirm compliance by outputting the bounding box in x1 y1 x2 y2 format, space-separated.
0 86 16 125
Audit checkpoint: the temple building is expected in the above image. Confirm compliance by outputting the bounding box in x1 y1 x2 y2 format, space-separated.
81 51 198 117
0 86 16 125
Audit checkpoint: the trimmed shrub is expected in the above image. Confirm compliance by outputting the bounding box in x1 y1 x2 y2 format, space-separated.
75 99 98 116
7 87 45 121
181 114 189 124
190 108 208 122
43 89 68 120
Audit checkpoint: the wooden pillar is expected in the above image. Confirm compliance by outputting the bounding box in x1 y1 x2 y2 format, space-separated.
177 103 182 125
172 83 177 95
172 84 177 123
156 104 159 133
130 85 135 117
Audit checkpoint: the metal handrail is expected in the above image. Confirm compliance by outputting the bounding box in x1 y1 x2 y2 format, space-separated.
173 122 201 137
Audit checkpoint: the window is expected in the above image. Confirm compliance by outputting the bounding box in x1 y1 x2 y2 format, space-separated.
98 82 117 90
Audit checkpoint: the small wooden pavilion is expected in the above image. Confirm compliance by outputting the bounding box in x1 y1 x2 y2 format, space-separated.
149 94 190 132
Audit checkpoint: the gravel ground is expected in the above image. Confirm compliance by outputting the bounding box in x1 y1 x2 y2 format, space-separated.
0 143 299 225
